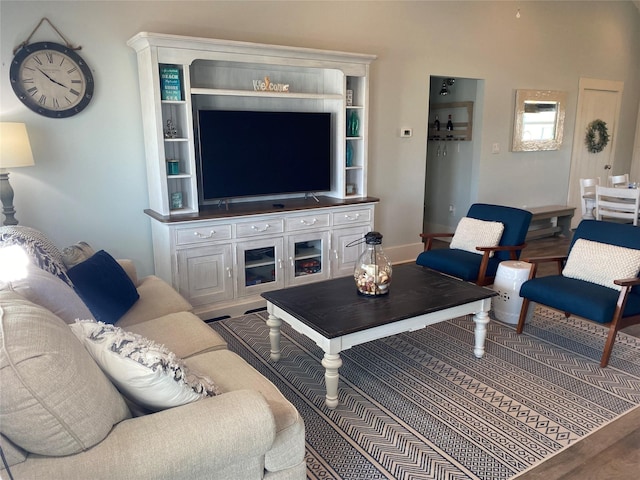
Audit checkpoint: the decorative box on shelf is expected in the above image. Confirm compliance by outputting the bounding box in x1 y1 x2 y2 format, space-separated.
160 66 182 101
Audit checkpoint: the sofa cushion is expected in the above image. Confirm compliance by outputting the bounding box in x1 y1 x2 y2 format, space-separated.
0 291 130 456
1 433 27 469
124 312 227 359
416 248 502 283
563 239 640 291
450 216 504 257
70 320 220 411
0 226 71 286
184 349 306 471
67 250 140 324
116 275 192 328
8 262 94 324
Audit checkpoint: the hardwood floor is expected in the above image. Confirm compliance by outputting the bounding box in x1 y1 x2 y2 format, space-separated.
429 234 640 479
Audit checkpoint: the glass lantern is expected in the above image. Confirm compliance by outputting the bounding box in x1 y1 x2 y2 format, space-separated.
354 231 392 296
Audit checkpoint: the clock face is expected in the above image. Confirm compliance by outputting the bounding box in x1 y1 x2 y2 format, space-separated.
9 42 94 118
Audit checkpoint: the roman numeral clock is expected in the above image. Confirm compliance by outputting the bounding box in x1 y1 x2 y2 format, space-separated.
10 41 94 118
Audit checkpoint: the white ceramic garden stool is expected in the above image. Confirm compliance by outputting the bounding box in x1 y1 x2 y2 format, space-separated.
492 260 532 324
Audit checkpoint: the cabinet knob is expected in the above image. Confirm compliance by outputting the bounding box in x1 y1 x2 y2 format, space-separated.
226 267 232 278
289 256 295 267
251 224 270 232
194 230 215 238
344 213 360 221
300 218 317 226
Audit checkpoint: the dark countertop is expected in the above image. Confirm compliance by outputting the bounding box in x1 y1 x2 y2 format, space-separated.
145 196 380 223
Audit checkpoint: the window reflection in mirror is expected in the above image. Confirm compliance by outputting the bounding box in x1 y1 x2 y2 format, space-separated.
512 90 567 151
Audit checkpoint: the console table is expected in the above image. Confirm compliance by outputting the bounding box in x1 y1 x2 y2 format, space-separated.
147 196 378 319
525 205 575 240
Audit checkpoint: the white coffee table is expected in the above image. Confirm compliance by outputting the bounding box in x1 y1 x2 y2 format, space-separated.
262 264 496 408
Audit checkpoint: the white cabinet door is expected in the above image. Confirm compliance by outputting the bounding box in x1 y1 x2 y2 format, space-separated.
236 237 285 297
331 226 370 278
177 244 233 306
287 231 330 286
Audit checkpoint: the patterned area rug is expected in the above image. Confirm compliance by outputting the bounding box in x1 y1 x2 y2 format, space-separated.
209 306 640 480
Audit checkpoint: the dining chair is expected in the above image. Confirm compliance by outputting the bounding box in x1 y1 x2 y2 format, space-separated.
579 177 600 219
607 173 630 188
595 185 640 226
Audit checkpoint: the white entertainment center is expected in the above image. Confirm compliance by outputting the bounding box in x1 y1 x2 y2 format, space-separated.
128 32 378 319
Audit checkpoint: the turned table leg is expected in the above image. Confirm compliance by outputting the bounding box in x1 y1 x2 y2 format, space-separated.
473 309 490 358
267 314 282 361
321 353 343 409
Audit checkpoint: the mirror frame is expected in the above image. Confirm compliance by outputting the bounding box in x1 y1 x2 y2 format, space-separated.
512 89 567 152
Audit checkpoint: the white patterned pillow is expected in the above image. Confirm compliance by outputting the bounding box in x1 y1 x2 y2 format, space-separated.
62 241 96 268
450 217 504 257
70 320 220 411
563 239 640 291
0 226 71 286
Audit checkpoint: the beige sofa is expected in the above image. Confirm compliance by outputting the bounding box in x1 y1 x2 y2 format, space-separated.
0 227 306 479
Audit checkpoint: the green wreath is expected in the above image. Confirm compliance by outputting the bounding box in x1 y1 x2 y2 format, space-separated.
585 119 609 153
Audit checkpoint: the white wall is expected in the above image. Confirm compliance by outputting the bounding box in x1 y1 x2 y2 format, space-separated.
1 1 639 275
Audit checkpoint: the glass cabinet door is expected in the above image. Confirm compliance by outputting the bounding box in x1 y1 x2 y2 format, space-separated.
236 238 284 297
287 231 330 286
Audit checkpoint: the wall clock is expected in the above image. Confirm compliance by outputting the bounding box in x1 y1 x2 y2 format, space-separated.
9 41 94 118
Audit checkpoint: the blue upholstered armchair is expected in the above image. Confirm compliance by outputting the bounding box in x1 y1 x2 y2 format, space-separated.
416 203 532 286
517 220 640 367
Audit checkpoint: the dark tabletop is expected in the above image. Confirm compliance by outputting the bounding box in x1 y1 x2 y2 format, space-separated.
262 263 497 338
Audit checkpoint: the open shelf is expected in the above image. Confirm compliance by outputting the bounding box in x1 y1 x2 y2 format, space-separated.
428 101 474 141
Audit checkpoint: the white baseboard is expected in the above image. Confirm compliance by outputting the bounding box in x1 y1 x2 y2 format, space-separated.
386 242 425 265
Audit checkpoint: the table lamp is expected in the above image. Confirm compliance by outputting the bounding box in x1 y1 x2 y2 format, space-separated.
0 122 35 226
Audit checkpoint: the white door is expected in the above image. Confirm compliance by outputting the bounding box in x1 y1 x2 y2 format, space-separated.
331 225 370 277
567 78 624 228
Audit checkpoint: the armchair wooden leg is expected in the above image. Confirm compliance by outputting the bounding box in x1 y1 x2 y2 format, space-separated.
516 298 530 334
600 326 618 368
601 314 625 368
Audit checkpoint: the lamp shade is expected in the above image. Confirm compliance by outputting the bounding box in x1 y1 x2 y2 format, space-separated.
0 122 35 169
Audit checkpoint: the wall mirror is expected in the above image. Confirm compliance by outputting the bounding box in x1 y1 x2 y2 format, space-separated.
512 89 567 152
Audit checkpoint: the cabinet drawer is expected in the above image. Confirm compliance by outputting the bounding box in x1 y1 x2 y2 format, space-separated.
236 219 284 238
176 224 232 245
332 208 372 226
286 213 330 232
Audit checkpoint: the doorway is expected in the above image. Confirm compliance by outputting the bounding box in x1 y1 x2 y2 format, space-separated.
423 76 480 234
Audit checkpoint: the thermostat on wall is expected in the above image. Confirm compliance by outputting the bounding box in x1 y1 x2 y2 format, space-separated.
400 128 412 137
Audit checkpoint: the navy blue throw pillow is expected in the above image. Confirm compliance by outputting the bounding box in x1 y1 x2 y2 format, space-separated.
67 250 140 324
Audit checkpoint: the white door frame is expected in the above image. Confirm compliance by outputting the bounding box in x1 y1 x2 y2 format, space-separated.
631 100 640 182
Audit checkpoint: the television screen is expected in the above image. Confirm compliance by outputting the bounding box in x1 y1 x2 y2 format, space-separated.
197 110 332 202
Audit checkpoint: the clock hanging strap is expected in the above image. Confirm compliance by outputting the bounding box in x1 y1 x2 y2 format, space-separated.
13 17 82 55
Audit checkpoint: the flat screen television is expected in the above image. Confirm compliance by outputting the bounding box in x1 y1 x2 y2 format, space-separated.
196 110 332 203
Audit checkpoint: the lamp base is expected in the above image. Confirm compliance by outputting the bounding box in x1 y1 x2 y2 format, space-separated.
0 171 18 226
